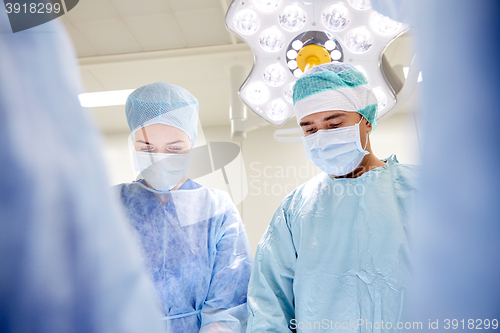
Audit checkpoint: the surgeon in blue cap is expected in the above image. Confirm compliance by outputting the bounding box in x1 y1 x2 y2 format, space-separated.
246 63 418 332
116 82 252 333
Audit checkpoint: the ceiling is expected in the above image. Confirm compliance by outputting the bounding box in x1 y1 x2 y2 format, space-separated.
61 0 416 135
62 0 239 57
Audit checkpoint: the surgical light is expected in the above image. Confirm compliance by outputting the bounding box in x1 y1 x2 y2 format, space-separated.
264 64 288 87
266 99 289 121
345 27 373 53
245 82 269 105
292 40 303 50
296 44 331 72
371 12 402 35
279 5 307 32
331 50 342 60
226 0 409 125
348 0 371 10
253 0 280 12
283 82 295 103
373 87 388 110
324 40 336 50
322 4 351 31
233 9 260 35
355 65 369 80
286 31 340 76
287 49 298 59
259 27 286 52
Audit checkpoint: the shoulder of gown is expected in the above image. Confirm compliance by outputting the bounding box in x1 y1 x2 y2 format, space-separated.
274 155 420 220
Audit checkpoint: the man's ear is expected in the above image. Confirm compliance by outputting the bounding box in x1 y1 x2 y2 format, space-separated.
365 120 372 134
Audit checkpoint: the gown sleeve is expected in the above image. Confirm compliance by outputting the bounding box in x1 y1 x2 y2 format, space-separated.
246 196 297 333
199 198 253 333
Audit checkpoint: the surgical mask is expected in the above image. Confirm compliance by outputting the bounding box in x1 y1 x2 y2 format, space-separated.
133 151 191 191
302 117 369 176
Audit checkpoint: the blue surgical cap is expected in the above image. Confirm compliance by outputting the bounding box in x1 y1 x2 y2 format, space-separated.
293 63 378 131
125 82 199 146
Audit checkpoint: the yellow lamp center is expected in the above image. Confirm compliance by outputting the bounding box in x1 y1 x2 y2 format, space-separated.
296 44 331 72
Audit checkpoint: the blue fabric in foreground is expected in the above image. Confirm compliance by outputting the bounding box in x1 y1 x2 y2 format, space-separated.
0 9 167 333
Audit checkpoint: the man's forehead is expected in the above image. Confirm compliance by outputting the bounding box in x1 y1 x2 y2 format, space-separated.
313 110 349 118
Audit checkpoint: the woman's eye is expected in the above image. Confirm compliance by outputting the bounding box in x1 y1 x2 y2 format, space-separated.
140 146 155 152
167 146 183 153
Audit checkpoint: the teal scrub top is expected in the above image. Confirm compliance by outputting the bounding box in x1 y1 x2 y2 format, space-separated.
247 156 418 333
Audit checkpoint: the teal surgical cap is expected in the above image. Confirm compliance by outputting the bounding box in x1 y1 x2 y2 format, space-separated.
125 82 199 146
293 63 378 131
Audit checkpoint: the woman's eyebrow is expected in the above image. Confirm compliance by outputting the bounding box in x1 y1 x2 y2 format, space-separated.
136 140 150 144
166 140 184 145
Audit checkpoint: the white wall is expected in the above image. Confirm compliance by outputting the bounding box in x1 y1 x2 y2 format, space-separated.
102 110 421 255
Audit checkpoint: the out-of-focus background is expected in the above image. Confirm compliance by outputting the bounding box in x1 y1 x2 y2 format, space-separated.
61 0 421 252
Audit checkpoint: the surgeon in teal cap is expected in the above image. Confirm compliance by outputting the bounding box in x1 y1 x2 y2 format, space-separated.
116 82 252 333
246 63 418 332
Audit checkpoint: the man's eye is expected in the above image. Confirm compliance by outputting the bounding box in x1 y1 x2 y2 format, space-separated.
306 127 316 133
329 123 342 128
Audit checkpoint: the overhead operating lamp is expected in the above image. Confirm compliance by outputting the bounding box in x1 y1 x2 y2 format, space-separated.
225 0 409 126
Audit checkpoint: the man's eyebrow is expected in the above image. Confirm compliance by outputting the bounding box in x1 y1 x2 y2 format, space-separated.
323 113 345 122
299 113 345 126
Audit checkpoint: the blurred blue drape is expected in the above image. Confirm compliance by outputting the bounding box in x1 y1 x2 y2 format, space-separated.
0 9 167 333
373 0 500 328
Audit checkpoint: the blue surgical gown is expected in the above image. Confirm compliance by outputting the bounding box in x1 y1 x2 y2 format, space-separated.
117 179 252 332
0 10 168 333
247 156 418 332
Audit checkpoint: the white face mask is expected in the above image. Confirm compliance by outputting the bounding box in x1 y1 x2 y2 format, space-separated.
133 151 191 191
302 117 369 176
